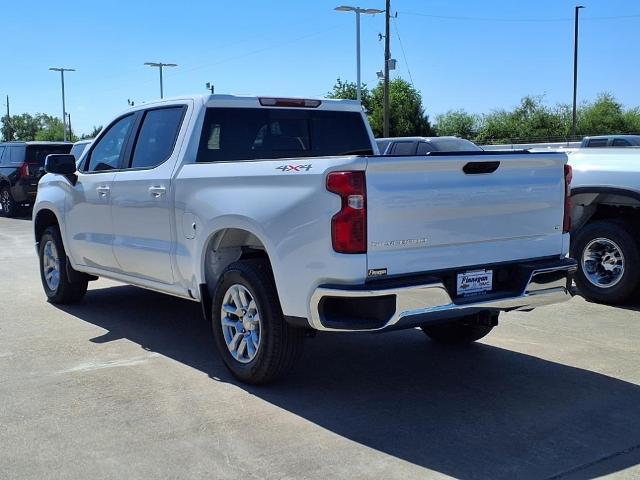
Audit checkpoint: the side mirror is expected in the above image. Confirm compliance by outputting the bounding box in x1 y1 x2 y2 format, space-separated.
45 154 77 175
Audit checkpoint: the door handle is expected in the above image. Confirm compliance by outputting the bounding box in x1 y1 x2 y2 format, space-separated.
96 185 110 197
149 186 167 198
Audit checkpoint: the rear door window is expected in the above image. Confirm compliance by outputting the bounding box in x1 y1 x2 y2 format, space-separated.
197 108 372 162
129 107 185 169
612 139 632 147
0 146 5 165
26 145 72 166
9 146 25 164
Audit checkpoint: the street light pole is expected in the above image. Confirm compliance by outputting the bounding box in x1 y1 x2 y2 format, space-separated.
49 67 75 142
356 9 361 101
334 6 384 102
383 0 391 137
144 62 178 99
572 5 585 139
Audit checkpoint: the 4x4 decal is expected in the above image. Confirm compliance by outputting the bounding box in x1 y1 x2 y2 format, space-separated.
276 164 312 172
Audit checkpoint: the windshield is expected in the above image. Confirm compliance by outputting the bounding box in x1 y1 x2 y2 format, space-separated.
70 142 90 161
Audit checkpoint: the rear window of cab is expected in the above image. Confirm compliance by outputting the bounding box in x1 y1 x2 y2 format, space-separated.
197 108 373 162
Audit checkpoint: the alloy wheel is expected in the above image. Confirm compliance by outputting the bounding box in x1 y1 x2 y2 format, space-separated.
220 284 262 363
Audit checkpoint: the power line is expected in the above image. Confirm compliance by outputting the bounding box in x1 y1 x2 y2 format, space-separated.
96 25 342 97
398 10 569 22
398 10 640 23
176 25 342 77
392 16 414 86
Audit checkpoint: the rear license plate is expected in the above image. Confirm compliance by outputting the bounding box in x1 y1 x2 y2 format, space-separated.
457 269 493 296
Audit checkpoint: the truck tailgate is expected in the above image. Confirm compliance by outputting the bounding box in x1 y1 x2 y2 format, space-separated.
365 152 567 276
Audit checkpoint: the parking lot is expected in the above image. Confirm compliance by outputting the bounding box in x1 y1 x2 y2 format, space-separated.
0 215 639 479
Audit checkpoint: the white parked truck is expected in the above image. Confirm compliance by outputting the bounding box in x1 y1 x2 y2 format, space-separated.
568 148 640 304
34 95 576 384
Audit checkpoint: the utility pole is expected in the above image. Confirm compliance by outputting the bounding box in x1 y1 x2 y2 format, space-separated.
383 0 391 137
49 67 75 142
572 5 585 139
144 62 178 99
3 95 10 141
66 113 72 142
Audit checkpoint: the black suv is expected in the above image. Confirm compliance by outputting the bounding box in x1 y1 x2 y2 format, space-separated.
0 142 72 217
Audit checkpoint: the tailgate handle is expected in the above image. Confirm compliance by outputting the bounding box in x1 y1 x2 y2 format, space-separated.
463 161 500 175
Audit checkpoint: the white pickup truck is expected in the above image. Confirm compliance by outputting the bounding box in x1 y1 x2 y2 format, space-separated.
34 95 576 384
568 148 640 304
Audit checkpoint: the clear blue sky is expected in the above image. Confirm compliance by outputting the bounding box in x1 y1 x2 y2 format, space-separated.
3 0 639 135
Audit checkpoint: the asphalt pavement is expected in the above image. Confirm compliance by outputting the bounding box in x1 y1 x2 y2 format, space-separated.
1 216 640 479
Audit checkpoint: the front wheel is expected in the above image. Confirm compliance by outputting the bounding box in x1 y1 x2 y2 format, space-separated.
39 226 88 304
571 220 640 304
211 259 304 384
421 314 496 345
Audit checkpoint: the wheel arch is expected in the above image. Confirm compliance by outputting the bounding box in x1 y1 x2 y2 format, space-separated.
33 208 61 248
198 225 278 321
571 186 640 233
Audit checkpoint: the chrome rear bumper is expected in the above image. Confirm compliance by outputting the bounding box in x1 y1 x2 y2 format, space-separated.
309 258 577 332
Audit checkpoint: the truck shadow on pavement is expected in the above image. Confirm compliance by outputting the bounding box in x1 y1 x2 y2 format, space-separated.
57 284 640 480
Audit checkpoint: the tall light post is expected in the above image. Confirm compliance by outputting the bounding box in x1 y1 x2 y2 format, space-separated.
383 0 391 137
144 62 178 99
572 5 585 139
49 67 75 142
334 5 384 102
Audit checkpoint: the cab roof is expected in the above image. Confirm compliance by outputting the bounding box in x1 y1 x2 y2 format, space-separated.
0 141 71 146
125 94 364 113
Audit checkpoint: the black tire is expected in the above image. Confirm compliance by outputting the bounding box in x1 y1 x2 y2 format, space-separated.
571 220 640 304
421 314 495 345
211 259 304 385
0 186 17 218
38 226 88 304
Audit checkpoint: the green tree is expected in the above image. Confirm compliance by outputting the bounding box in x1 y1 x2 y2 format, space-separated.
2 113 40 141
476 96 568 143
1 115 13 141
435 110 479 139
622 108 640 133
368 78 432 137
327 78 372 114
82 125 103 139
35 114 66 141
577 93 627 136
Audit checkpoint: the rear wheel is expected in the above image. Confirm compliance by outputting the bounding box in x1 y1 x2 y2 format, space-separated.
571 220 640 304
0 187 17 218
211 259 304 384
38 226 88 304
421 313 496 345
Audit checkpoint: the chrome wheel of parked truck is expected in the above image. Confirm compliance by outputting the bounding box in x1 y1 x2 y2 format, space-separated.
582 237 625 288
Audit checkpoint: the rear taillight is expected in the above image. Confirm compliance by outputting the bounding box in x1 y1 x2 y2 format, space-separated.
19 163 30 179
563 164 572 233
327 171 366 254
